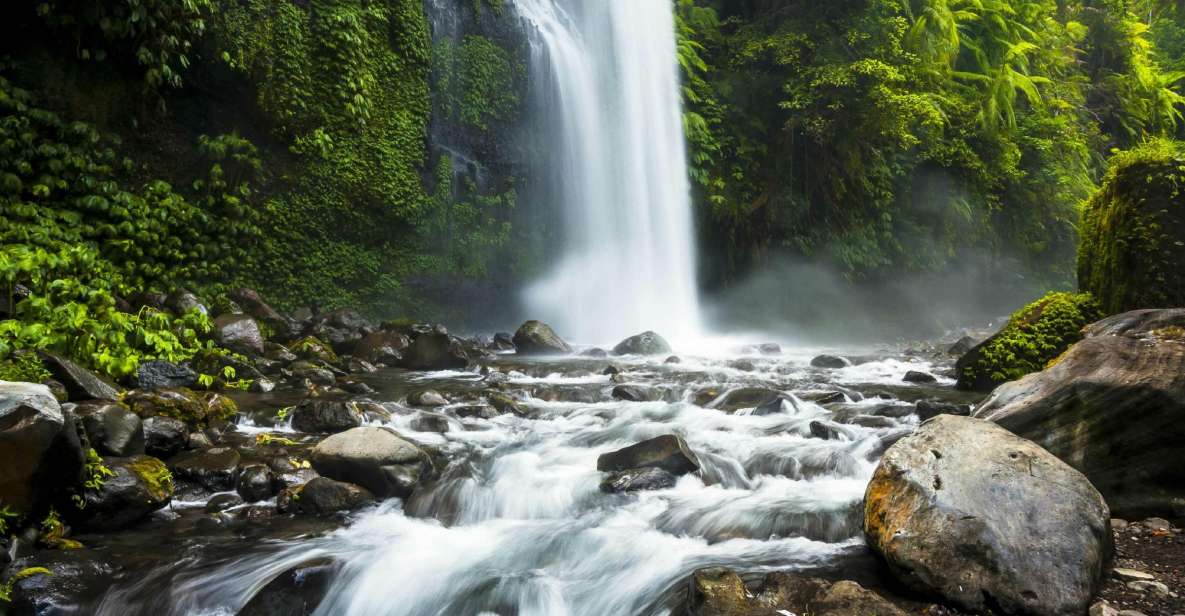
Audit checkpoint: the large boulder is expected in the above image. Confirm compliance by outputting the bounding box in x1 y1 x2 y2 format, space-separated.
71 400 144 457
212 314 266 357
284 477 375 515
612 331 671 356
512 321 572 355
688 568 905 616
955 292 1101 392
72 455 173 530
124 388 238 429
0 381 85 516
396 330 469 371
290 399 363 434
37 352 120 401
142 416 189 457
864 415 1111 616
133 360 197 390
1078 141 1185 314
353 330 411 365
239 558 336 616
974 312 1185 516
596 435 700 476
171 447 241 491
310 427 428 498
228 288 296 340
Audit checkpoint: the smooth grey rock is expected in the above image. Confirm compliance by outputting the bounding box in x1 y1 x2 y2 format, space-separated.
143 416 188 457
73 400 144 457
512 320 572 355
213 314 265 356
600 467 677 493
0 381 84 515
38 352 120 401
172 447 241 492
290 399 363 434
134 360 197 390
396 331 469 371
237 464 278 502
310 427 427 498
408 390 447 407
611 384 652 402
864 416 1111 616
612 331 671 356
903 370 937 383
597 435 699 476
290 477 375 515
810 354 851 369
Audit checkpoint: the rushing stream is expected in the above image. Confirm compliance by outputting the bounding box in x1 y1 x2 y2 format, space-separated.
73 343 980 615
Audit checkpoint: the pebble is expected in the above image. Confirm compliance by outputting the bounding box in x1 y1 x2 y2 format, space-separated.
1112 568 1156 581
1127 580 1171 596
1142 517 1172 532
1111 518 1129 531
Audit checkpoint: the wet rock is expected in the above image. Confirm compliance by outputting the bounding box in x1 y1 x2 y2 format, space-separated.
165 288 207 315
72 400 144 457
664 355 681 364
344 358 378 374
353 330 411 365
864 415 1111 616
238 464 278 502
974 325 1185 516
688 568 905 616
43 379 68 403
947 335 976 356
709 387 785 413
599 467 677 493
305 309 374 354
338 379 375 395
512 320 572 355
808 420 847 440
310 427 428 498
288 477 375 515
411 414 451 433
612 331 671 356
212 314 266 357
752 396 799 416
5 551 115 615
171 447 241 491
124 388 238 429
290 399 363 434
206 492 243 513
602 365 621 376
597 435 699 476
581 347 609 358
810 354 851 369
74 455 173 530
239 558 337 616
488 392 524 417
902 370 937 383
611 384 652 402
143 416 189 457
915 399 971 421
490 332 516 351
0 381 84 516
455 405 499 419
38 352 120 401
250 377 277 393
842 415 897 429
289 362 336 386
408 390 448 407
730 359 756 372
133 360 197 390
758 343 782 355
290 336 340 365
228 287 296 340
397 330 469 370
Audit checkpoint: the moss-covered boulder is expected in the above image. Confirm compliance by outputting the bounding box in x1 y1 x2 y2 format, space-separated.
955 292 1101 392
123 388 238 429
290 336 340 365
1079 139 1185 314
72 455 173 531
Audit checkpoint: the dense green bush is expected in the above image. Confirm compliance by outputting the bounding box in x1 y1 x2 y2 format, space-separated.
1078 138 1185 314
955 292 1102 391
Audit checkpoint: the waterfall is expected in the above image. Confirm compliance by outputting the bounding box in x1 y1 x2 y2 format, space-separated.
517 0 703 344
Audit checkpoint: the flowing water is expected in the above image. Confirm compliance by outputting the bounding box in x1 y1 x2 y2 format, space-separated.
74 344 979 615
519 0 703 343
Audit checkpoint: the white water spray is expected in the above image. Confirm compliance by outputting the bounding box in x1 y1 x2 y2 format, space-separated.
518 0 703 344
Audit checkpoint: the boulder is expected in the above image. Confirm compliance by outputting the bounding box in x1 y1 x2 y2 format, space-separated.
237 464 279 502
491 332 516 351
810 354 851 369
73 455 173 530
142 416 189 457
1078 143 1185 314
290 399 363 434
396 331 469 371
599 467 677 493
290 336 340 365
37 352 119 401
408 390 448 407
310 427 428 498
947 336 976 356
708 387 786 413
688 568 905 616
903 370 936 384
286 477 375 515
864 415 1111 616
72 400 144 457
0 381 85 516
124 388 238 429
455 405 499 420
974 319 1185 516
353 330 411 365
512 321 572 355
1083 307 1185 339
612 331 671 356
228 288 296 339
165 288 207 315
171 447 241 491
133 360 197 390
305 309 374 353
205 492 243 513
611 384 652 402
597 435 699 476
213 314 265 356
239 558 336 616
914 399 971 421
758 343 782 355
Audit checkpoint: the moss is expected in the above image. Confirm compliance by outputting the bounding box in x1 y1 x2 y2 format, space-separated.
124 387 235 428
202 392 239 423
0 567 52 604
126 456 175 502
956 292 1102 391
0 353 51 383
290 336 339 364
1079 138 1185 314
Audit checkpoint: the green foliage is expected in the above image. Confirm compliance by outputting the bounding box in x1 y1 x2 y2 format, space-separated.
36 0 212 98
81 449 115 494
0 504 17 537
0 352 51 383
433 35 523 132
1078 138 1185 313
126 456 174 502
959 291 1102 389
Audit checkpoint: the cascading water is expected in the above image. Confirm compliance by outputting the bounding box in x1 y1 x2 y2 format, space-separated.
518 0 703 344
